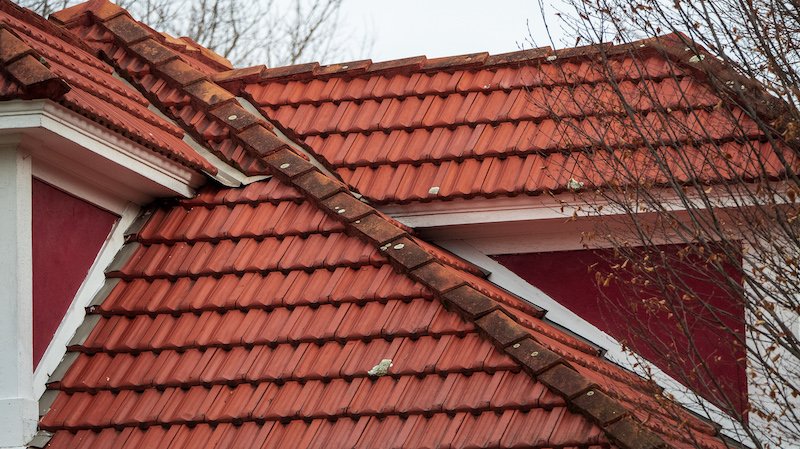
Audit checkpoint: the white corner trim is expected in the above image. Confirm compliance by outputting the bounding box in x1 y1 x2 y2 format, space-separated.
32 203 139 399
0 100 204 198
437 238 751 444
0 147 37 448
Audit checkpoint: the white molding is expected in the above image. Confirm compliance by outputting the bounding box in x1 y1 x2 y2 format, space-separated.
383 186 784 231
0 145 37 448
0 100 204 200
383 194 589 229
32 204 139 399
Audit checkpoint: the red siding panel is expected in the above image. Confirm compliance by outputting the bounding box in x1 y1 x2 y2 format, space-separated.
493 246 748 415
32 179 117 366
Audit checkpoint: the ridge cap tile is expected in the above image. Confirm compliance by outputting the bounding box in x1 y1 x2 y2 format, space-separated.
0 26 70 98
50 0 126 26
380 236 435 270
128 38 179 67
155 58 206 87
537 363 595 399
208 101 263 131
571 388 629 426
409 261 467 293
262 148 316 179
504 337 562 375
0 26 33 63
350 213 406 246
102 14 149 45
605 416 669 449
183 78 235 107
474 309 529 347
441 285 498 319
320 191 373 222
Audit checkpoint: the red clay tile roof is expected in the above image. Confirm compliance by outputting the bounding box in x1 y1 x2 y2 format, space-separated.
213 36 785 204
31 3 736 448
0 0 215 174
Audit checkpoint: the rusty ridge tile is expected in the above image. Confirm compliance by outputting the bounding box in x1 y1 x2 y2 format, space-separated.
367 55 427 74
50 0 126 25
128 39 179 66
263 148 315 179
505 337 562 375
537 363 594 399
441 285 497 319
294 170 346 200
102 14 150 45
314 59 372 77
156 59 206 87
555 42 613 59
209 102 262 132
605 416 668 449
351 213 406 246
236 125 289 157
411 262 467 293
183 79 235 108
474 309 528 347
260 62 320 81
212 65 267 84
321 192 373 222
485 47 553 66
0 27 33 63
423 52 489 71
380 237 434 270
571 388 628 426
5 55 70 99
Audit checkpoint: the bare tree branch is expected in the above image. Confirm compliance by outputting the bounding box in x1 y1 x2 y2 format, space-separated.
19 0 367 67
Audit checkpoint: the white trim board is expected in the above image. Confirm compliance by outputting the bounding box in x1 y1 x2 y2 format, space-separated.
0 100 204 201
383 186 786 231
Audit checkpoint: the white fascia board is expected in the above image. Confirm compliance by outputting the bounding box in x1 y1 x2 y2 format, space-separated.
438 239 752 445
383 186 776 230
32 204 139 399
0 100 204 199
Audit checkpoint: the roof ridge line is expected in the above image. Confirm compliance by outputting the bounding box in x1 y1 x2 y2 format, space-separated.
49 0 232 72
209 34 704 86
73 8 712 448
0 24 70 99
211 48 560 86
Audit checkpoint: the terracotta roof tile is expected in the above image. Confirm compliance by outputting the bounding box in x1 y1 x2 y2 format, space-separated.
34 1 734 447
228 37 782 204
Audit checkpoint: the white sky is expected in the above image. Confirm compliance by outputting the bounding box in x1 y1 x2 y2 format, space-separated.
336 0 569 63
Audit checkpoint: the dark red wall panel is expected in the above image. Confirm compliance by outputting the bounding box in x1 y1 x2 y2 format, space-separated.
493 246 747 415
32 179 117 367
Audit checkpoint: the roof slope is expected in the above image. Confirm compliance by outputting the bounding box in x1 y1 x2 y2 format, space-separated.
36 2 733 448
0 0 214 174
42 180 617 449
214 36 782 204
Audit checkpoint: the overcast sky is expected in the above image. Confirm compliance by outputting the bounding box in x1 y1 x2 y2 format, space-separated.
336 0 569 63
